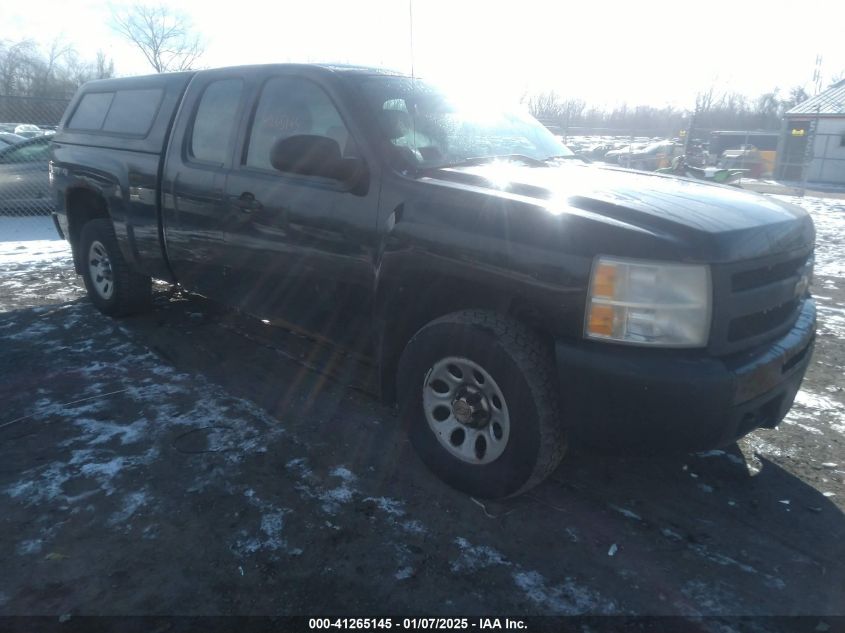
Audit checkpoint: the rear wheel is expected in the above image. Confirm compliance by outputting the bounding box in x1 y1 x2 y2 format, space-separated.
79 219 151 316
397 310 566 498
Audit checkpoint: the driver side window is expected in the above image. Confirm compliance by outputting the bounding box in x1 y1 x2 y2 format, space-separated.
245 77 352 171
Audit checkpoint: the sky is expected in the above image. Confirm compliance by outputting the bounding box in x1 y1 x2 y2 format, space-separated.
5 0 845 109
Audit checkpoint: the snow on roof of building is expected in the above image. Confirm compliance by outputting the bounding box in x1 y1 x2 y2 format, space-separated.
787 80 845 116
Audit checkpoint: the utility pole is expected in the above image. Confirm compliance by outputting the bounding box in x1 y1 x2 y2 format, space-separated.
799 55 823 196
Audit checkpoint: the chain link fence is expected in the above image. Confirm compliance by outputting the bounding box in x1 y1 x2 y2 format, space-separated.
547 124 786 177
547 125 707 170
0 95 70 217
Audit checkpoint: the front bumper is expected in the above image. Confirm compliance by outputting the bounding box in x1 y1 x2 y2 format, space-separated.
556 299 816 450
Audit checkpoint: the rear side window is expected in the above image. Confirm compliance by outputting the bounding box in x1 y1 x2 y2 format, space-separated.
68 92 114 130
190 79 244 165
102 89 163 135
68 88 163 136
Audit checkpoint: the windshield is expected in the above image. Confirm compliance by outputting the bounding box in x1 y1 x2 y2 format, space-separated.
356 76 573 170
643 141 673 153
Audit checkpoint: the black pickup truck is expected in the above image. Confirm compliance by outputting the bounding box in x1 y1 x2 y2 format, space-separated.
50 64 816 498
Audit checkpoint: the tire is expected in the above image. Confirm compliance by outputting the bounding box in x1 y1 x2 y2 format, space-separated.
79 218 151 316
397 310 566 498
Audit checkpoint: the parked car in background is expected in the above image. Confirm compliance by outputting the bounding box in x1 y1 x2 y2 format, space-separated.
13 123 45 138
0 132 26 147
602 142 648 164
0 135 53 215
607 140 682 170
719 145 765 178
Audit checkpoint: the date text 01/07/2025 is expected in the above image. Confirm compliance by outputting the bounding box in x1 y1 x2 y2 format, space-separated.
307 618 528 630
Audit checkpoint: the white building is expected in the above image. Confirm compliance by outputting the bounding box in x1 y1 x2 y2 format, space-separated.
777 80 845 184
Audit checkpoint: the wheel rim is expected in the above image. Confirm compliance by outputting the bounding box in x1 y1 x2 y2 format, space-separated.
88 240 114 300
422 356 510 465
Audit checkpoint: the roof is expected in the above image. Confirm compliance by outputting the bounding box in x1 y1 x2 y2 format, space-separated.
80 64 409 92
710 130 779 136
315 63 409 76
786 80 845 115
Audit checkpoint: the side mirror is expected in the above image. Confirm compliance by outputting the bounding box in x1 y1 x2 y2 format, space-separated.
269 135 368 194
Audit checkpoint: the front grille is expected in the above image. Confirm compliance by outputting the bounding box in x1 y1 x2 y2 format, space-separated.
710 248 812 355
727 299 800 341
731 256 807 292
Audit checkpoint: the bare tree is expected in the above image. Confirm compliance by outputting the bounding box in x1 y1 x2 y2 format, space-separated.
0 39 116 98
0 40 39 95
110 3 204 73
784 85 809 109
694 86 716 115
95 51 116 80
525 91 585 129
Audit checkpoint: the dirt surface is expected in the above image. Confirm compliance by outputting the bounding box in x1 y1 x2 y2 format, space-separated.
0 197 843 619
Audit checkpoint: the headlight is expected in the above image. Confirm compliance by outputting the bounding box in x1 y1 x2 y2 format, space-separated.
584 256 712 347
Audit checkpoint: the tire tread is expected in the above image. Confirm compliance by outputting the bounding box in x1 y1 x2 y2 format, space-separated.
80 219 151 316
404 309 567 496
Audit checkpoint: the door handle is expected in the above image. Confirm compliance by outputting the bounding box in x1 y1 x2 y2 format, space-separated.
234 191 262 213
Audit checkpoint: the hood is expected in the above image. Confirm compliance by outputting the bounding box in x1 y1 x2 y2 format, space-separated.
424 161 814 263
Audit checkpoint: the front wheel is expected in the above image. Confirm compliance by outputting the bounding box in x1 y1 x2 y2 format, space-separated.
79 219 151 316
397 310 567 498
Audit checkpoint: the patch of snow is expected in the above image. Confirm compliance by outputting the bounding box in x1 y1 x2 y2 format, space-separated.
794 390 841 411
512 570 617 615
661 528 683 541
78 454 148 496
696 449 745 465
680 579 743 615
451 537 510 573
609 505 642 521
5 461 72 506
329 466 356 482
363 496 405 517
72 417 149 447
17 539 43 555
395 566 414 580
0 239 69 261
401 519 427 535
109 490 149 526
319 483 355 511
259 511 288 550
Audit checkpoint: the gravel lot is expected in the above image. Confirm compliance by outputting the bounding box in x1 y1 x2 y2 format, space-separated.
0 196 843 620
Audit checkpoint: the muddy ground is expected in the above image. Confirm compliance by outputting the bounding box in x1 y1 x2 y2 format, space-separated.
0 197 843 621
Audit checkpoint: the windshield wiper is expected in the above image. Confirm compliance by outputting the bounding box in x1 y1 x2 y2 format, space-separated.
429 154 548 170
543 154 591 163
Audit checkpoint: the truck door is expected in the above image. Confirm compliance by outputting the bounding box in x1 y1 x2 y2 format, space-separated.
221 72 379 350
161 72 247 299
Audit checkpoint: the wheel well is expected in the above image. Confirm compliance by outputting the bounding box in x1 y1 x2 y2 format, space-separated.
377 289 548 405
66 189 109 272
